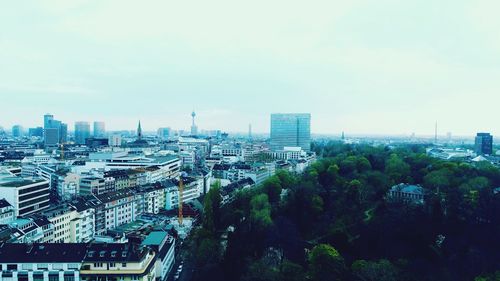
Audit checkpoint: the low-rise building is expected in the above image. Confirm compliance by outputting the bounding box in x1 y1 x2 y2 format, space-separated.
142 231 176 281
0 177 50 216
80 243 157 281
0 243 87 281
387 183 425 204
0 198 15 224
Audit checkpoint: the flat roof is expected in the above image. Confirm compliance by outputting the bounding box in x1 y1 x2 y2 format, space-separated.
142 231 167 246
0 177 47 188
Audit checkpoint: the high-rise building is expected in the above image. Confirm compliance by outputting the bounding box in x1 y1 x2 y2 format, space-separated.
44 128 59 146
93 121 105 137
43 114 67 145
12 125 23 137
270 113 311 151
191 111 198 136
475 132 493 155
59 122 68 143
75 121 91 145
44 113 54 129
28 127 44 137
158 127 171 140
248 123 252 140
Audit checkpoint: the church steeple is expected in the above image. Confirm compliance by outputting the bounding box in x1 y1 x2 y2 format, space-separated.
137 120 142 140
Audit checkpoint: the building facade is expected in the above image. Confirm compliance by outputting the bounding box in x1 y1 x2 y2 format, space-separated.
270 113 311 152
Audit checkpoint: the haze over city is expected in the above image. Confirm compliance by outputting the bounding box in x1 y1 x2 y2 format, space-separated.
2 1 500 135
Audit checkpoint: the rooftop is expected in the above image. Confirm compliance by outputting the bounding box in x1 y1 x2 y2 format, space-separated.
0 243 88 263
0 177 47 188
142 231 168 246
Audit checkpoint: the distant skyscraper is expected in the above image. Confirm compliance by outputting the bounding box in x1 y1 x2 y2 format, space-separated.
44 128 59 146
75 121 91 145
191 111 198 136
59 123 68 143
43 113 66 145
248 124 252 140
475 133 493 155
28 127 44 137
44 113 54 129
11 125 23 137
93 121 105 137
270 113 311 151
158 127 171 140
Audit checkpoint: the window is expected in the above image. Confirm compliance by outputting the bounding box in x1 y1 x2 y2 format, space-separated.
122 263 127 267
33 273 44 281
49 273 60 281
68 264 80 270
64 272 75 281
6 264 17 270
109 263 116 268
22 264 33 270
18 272 29 281
37 264 49 270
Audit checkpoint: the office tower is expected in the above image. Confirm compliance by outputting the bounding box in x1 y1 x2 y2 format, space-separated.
11 125 23 137
270 113 311 151
44 113 54 129
75 121 91 145
248 124 252 139
93 121 105 137
44 128 59 146
0 177 50 216
475 133 493 155
43 114 66 145
60 123 68 143
28 127 44 137
191 111 198 136
158 127 171 140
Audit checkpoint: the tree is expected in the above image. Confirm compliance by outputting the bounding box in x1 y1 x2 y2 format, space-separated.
250 194 272 229
356 156 372 172
280 260 306 281
385 154 410 183
263 177 283 204
203 183 222 232
311 195 324 215
351 259 399 281
308 244 346 281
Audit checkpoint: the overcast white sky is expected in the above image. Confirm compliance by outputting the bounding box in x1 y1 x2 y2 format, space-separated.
1 0 500 136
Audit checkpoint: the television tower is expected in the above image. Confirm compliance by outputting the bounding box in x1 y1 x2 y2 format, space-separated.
434 121 438 144
190 110 198 136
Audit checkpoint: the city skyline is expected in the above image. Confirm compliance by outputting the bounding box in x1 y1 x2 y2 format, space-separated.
2 1 500 135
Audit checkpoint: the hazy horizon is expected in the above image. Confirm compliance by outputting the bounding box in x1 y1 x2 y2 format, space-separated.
2 1 500 135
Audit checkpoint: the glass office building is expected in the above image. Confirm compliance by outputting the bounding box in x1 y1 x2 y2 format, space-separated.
270 113 311 151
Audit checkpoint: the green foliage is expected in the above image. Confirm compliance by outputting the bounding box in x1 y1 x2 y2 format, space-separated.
190 142 500 281
262 176 283 204
203 182 222 232
385 154 411 183
308 244 346 281
351 259 399 281
250 194 272 228
279 260 306 281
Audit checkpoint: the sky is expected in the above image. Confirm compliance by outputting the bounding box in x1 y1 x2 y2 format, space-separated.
1 0 500 136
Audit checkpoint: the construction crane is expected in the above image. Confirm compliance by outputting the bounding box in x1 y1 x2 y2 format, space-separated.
178 177 184 226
